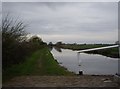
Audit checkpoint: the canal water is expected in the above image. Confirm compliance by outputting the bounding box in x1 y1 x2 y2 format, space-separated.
50 47 119 75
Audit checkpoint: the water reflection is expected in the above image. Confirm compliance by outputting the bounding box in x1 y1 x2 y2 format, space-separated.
54 46 62 52
48 45 53 51
51 48 118 75
77 53 83 75
52 46 62 52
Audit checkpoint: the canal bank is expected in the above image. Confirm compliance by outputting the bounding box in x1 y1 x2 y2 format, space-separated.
3 47 74 82
54 44 119 58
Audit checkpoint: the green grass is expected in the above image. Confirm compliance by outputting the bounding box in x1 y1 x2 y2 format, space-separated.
32 47 74 75
3 47 74 82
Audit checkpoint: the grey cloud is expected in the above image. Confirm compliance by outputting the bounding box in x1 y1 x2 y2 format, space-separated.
2 2 118 43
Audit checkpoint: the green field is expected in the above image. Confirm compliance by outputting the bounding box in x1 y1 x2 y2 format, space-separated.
3 47 74 82
59 44 110 50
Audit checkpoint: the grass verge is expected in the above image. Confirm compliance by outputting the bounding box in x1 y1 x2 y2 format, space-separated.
3 47 74 82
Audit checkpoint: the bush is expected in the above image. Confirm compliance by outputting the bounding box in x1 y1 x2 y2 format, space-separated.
2 14 47 70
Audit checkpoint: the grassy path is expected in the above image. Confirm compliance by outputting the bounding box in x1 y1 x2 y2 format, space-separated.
31 47 74 75
3 47 73 82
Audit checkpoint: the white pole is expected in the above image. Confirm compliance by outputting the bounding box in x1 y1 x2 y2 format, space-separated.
77 53 83 75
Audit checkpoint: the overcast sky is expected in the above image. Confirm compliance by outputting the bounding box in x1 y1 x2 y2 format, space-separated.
3 2 118 44
2 0 119 2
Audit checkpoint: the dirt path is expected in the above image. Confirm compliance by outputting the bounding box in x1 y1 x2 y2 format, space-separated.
3 75 118 87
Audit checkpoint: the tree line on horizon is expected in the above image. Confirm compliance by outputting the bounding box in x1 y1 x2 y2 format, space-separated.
48 41 118 46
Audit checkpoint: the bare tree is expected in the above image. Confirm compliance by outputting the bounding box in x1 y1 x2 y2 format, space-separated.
2 14 27 42
2 14 27 69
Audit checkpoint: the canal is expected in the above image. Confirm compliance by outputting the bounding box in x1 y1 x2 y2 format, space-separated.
51 47 119 75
